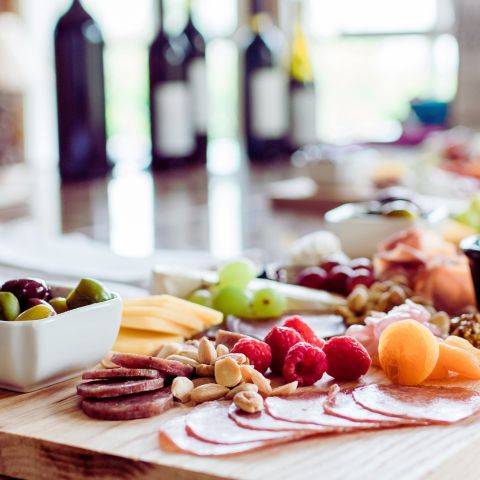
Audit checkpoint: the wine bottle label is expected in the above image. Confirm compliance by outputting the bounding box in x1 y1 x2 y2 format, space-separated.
291 86 317 147
188 58 208 135
154 82 195 157
251 68 288 139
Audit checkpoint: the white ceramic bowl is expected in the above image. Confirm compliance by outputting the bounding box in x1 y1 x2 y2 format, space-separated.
0 285 122 392
324 203 447 258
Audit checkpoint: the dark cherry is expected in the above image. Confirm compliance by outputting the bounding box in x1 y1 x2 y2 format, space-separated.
296 267 327 290
347 268 374 293
327 266 355 295
1 278 52 307
320 253 349 273
349 257 373 271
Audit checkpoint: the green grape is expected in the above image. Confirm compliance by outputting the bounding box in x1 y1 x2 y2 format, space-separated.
187 289 213 308
218 259 256 289
213 287 252 317
251 288 287 319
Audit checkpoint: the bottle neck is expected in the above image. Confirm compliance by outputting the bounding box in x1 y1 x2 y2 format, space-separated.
290 1 313 82
158 0 165 34
186 0 193 22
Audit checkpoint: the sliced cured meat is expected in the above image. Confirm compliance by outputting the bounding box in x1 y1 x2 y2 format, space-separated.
81 388 173 420
77 377 165 399
228 404 335 433
215 329 250 350
324 386 421 426
186 401 308 444
82 368 160 380
110 352 193 377
160 416 297 456
265 392 381 430
353 384 480 425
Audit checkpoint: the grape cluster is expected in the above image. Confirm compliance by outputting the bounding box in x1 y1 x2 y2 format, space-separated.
188 259 287 320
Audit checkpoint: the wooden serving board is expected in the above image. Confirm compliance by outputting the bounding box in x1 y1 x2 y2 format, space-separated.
1 372 480 480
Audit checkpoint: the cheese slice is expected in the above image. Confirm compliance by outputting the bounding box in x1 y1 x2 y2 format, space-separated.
113 328 183 356
121 315 194 336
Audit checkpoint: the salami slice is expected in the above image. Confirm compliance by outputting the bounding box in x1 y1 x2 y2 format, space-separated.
228 404 335 433
82 368 160 380
265 392 382 430
110 352 193 377
185 401 310 445
352 384 480 425
324 386 421 426
77 377 165 399
160 416 291 456
81 388 174 420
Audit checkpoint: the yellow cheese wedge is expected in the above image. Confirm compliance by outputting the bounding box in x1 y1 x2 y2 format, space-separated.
121 314 194 336
113 328 183 356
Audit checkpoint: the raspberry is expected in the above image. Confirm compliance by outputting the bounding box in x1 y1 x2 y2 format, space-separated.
283 316 325 348
264 326 303 374
323 336 372 381
282 342 327 387
231 338 272 374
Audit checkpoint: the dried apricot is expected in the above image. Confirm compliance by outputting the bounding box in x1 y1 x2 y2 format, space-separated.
426 360 449 380
437 342 480 379
378 320 439 385
444 336 480 361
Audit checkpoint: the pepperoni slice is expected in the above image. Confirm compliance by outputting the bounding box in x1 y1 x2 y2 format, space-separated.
265 392 382 430
185 401 309 445
352 384 480 425
81 388 173 420
110 352 193 377
82 368 160 380
228 404 335 433
77 377 165 399
160 416 294 456
324 386 422 426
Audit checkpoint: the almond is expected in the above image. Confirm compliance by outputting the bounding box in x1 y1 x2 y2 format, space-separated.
240 364 253 383
178 347 199 362
226 383 258 399
198 337 217 365
216 353 248 365
167 354 199 367
216 344 229 357
172 377 194 403
271 381 298 396
191 383 229 403
101 353 119 369
215 357 242 387
233 390 264 413
192 377 216 388
196 364 215 377
157 342 183 359
249 368 272 396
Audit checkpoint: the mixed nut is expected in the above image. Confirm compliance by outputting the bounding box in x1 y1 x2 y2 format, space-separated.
0 277 113 322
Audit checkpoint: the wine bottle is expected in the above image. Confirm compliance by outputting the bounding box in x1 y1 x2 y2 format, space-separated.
54 0 109 181
149 0 195 170
244 0 288 161
289 0 317 150
183 0 208 164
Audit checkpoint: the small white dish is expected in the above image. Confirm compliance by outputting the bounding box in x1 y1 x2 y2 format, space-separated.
0 285 122 393
325 203 447 258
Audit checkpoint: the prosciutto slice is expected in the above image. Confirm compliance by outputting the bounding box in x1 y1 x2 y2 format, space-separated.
353 384 480 424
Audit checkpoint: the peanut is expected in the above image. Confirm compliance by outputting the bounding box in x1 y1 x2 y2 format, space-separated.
249 367 272 396
196 363 215 377
167 354 199 367
198 337 217 365
192 377 216 388
157 342 182 359
191 383 229 403
226 383 258 399
215 357 242 387
233 390 264 413
271 381 298 396
347 286 368 314
216 344 229 357
172 377 194 403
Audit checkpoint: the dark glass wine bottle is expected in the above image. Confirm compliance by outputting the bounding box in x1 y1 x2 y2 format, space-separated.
149 0 195 170
244 0 288 161
183 0 208 164
289 0 317 150
54 0 109 181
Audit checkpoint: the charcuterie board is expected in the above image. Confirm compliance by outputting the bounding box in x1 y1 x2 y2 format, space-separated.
1 371 480 480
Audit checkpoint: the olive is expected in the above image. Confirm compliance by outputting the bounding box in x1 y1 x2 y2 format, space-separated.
1 278 52 307
382 200 421 220
0 292 21 321
66 278 112 310
49 297 68 314
16 304 56 321
24 298 50 310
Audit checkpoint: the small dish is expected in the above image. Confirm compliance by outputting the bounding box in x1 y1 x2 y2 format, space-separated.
325 202 447 258
0 285 122 392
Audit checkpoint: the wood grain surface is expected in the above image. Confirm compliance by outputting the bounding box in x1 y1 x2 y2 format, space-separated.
1 373 480 480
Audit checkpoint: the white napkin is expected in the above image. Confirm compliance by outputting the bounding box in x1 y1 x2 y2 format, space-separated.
0 220 216 285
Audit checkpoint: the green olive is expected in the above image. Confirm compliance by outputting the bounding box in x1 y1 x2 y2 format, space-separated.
16 304 57 321
66 278 112 310
0 292 21 321
49 297 68 314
